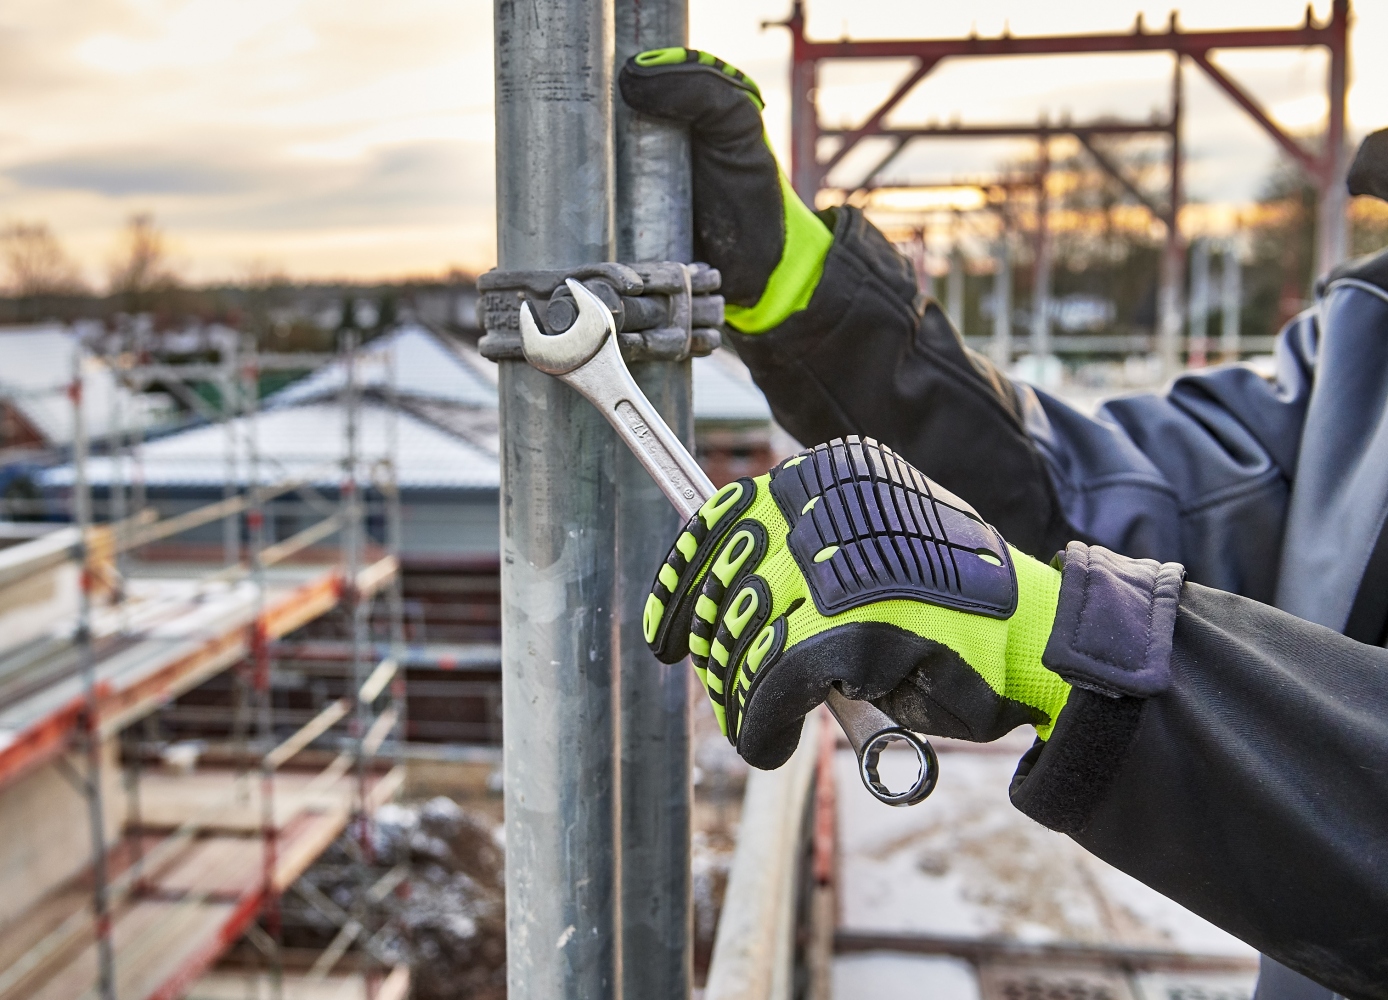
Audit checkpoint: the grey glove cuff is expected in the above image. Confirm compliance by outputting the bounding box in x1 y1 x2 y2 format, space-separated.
1010 542 1185 835
1043 541 1185 698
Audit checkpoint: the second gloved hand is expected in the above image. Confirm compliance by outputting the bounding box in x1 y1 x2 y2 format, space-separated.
644 437 1072 769
618 47 832 332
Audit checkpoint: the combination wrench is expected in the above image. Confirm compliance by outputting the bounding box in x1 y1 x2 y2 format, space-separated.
518 278 939 806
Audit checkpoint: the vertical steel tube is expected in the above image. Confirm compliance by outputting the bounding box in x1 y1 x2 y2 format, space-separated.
1220 239 1242 363
71 353 116 1000
1315 0 1350 277
493 1 621 996
788 4 821 203
1158 54 1186 377
991 237 1012 369
946 243 965 336
1031 133 1053 368
1187 238 1210 368
613 3 693 998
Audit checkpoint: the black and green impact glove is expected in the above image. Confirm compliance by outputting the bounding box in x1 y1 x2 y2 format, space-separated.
619 47 831 332
644 437 1071 769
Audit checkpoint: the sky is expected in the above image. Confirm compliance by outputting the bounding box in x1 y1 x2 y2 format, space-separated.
0 0 1384 285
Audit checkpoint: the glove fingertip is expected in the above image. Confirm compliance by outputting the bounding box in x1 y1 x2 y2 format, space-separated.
739 715 806 771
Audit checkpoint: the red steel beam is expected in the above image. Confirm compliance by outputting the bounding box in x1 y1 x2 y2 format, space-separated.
1188 51 1321 178
818 57 940 176
821 122 1171 140
784 14 1336 63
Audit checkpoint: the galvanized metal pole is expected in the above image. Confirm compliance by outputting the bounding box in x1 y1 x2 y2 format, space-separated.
613 2 694 997
1158 54 1186 377
1187 238 1210 368
1220 239 1242 363
946 242 965 336
1316 0 1350 277
493 1 621 997
71 351 117 1000
990 237 1012 369
1031 131 1053 368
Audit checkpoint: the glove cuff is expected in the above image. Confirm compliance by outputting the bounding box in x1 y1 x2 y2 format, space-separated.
1042 542 1185 698
1001 547 1069 738
724 172 833 333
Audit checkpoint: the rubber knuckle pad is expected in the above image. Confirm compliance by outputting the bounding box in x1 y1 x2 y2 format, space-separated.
769 436 1017 618
645 479 758 663
713 576 775 743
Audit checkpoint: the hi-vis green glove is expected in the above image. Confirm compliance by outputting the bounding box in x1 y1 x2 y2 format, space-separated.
644 437 1071 770
619 47 832 332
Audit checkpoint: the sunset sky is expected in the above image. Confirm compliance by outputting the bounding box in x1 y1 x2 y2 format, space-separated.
1 0 1383 284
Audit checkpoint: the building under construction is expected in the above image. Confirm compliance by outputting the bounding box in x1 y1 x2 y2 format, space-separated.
0 0 1369 998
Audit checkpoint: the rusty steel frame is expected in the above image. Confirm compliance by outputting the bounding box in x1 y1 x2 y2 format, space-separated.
775 0 1351 277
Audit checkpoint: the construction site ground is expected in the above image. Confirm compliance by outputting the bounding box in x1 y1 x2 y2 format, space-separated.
830 734 1260 1000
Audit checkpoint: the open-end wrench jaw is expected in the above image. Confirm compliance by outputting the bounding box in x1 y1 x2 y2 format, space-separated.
519 278 614 376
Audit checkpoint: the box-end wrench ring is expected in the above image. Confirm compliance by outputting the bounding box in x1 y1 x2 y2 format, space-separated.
519 278 938 807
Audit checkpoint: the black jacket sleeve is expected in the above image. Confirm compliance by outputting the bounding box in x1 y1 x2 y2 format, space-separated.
725 205 1079 560
1012 543 1388 1000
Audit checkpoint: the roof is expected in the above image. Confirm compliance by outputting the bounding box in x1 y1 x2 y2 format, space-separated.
692 349 774 423
41 400 499 492
267 323 498 410
270 323 771 423
0 324 170 446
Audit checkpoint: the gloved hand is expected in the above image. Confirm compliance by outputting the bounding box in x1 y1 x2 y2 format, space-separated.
618 47 832 332
644 437 1071 769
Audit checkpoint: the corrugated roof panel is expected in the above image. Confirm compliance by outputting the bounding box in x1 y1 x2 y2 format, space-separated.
41 401 499 491
0 324 165 445
267 324 497 410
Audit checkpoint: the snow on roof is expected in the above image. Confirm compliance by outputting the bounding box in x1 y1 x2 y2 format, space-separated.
0 324 169 446
269 322 770 426
267 323 497 410
691 349 773 423
41 400 499 493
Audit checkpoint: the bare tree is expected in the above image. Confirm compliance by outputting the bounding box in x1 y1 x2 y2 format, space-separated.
108 213 180 311
0 221 85 296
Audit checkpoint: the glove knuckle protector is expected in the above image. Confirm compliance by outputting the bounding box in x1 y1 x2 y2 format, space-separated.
649 436 1068 769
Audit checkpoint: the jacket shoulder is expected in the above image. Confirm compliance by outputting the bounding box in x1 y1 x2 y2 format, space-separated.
1321 245 1388 296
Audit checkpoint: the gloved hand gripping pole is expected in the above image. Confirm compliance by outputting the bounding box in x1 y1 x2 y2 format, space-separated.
519 279 939 806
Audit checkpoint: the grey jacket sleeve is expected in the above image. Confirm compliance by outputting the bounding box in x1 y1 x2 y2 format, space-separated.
727 205 1320 599
1012 543 1388 1000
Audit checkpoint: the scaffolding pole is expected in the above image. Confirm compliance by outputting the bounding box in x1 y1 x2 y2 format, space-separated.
1158 54 1186 378
1221 239 1243 362
1188 238 1211 369
1031 131 1054 373
613 2 695 997
72 351 117 1000
493 0 622 994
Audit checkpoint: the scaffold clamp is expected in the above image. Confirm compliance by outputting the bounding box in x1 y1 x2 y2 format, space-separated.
477 261 723 362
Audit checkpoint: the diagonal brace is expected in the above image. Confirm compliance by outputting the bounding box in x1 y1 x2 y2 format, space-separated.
1074 133 1171 224
1189 50 1322 179
820 57 939 177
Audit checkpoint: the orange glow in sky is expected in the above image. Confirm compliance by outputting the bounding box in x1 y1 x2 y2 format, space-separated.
0 0 1382 284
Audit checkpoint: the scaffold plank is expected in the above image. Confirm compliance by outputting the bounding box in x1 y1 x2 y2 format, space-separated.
0 556 399 795
0 765 403 1000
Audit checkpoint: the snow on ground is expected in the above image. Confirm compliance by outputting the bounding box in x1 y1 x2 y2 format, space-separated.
835 745 1256 957
833 954 980 1000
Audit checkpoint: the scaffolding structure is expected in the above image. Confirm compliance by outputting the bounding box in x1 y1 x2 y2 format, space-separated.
0 323 410 1000
775 0 1351 374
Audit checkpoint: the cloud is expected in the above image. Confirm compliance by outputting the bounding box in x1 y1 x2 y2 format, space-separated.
6 147 271 196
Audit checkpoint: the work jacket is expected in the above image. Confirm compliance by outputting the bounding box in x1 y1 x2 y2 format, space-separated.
727 206 1388 999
